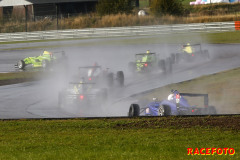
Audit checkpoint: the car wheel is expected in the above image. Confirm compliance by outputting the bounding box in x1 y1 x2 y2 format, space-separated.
107 72 114 87
208 106 217 115
116 71 124 87
42 60 49 69
99 88 108 104
165 57 173 74
128 104 140 117
176 53 181 64
58 91 65 108
203 50 210 60
170 53 176 64
158 105 171 116
158 59 166 72
17 60 25 69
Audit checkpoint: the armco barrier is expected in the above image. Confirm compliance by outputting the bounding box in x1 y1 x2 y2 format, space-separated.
0 21 236 42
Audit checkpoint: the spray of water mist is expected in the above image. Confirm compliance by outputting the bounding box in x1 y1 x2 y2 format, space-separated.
28 33 240 117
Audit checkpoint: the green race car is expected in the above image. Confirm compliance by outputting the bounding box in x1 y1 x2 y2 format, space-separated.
171 43 210 64
128 50 172 73
15 51 58 70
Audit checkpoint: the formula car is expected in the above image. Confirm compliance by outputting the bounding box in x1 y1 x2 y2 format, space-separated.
128 50 172 73
128 90 217 117
171 43 210 64
58 79 108 109
78 64 124 88
15 51 67 71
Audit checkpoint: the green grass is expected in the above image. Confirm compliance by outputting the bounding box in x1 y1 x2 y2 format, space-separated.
0 71 51 85
0 117 239 159
0 72 38 81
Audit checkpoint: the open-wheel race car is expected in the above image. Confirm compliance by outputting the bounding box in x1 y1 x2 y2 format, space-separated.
128 90 217 117
78 64 124 88
128 50 172 74
170 43 210 64
58 79 108 109
15 51 67 71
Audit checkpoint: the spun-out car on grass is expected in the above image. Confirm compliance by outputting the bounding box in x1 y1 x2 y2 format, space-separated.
128 90 217 117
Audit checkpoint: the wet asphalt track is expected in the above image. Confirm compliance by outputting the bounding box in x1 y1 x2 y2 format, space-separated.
0 37 240 119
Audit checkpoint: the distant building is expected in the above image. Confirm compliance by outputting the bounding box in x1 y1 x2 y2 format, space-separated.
0 0 98 20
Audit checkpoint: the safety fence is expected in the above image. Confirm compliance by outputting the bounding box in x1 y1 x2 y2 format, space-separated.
0 21 237 42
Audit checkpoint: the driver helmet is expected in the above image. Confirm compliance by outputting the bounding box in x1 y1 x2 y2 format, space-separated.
187 43 191 46
168 94 174 101
43 51 53 57
153 97 158 101
146 50 150 54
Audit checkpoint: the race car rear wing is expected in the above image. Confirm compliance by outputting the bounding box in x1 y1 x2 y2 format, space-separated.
179 93 208 107
69 82 96 85
135 53 156 56
182 44 202 50
79 66 102 69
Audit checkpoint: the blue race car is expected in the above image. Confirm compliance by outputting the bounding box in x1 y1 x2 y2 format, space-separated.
128 90 217 117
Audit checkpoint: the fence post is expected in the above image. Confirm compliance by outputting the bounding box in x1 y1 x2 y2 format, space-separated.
24 5 28 32
56 4 59 30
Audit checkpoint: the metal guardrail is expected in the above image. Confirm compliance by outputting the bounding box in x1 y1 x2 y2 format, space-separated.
0 21 236 42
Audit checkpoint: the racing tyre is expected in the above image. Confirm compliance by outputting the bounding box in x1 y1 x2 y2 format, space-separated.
158 59 166 73
17 60 25 69
165 57 173 74
116 71 124 87
203 50 210 60
107 72 114 87
128 62 136 73
42 60 50 70
175 53 181 64
58 91 65 108
170 53 176 64
207 106 217 115
101 88 108 102
128 104 140 117
158 105 171 116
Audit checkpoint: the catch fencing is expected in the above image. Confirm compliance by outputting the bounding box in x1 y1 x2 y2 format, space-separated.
0 21 236 42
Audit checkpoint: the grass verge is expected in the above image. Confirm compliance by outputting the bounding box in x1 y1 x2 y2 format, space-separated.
0 116 239 159
0 72 49 86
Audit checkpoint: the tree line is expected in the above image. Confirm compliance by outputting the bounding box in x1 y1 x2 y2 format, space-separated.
96 0 184 16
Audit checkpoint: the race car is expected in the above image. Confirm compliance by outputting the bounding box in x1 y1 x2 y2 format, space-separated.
128 50 172 73
15 51 67 70
128 90 217 117
58 79 108 109
78 64 124 88
170 43 210 64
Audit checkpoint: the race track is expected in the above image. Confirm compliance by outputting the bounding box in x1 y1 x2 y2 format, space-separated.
0 37 240 119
